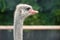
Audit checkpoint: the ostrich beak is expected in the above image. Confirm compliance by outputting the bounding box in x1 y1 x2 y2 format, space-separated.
29 9 38 14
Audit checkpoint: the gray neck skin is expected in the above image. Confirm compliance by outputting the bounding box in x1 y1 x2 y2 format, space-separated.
13 12 24 40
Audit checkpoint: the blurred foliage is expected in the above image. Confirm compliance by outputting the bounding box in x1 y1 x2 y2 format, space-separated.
0 0 60 25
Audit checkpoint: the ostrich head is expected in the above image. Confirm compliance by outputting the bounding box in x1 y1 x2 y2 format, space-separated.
14 4 38 19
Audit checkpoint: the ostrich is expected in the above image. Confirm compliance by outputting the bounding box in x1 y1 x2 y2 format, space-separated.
13 4 38 40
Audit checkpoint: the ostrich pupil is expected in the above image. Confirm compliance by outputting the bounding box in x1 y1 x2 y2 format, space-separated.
26 7 30 10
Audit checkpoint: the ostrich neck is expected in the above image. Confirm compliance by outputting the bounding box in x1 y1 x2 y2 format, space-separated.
14 13 24 40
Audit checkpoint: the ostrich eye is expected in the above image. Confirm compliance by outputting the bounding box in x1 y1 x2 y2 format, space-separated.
26 7 30 10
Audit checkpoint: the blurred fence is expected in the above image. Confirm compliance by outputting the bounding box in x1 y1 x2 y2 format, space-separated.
0 26 60 40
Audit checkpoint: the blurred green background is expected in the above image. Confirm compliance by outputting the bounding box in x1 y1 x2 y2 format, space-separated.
0 0 60 25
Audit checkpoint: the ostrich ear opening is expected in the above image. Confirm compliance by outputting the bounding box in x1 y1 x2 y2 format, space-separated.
15 7 22 14
19 9 22 14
